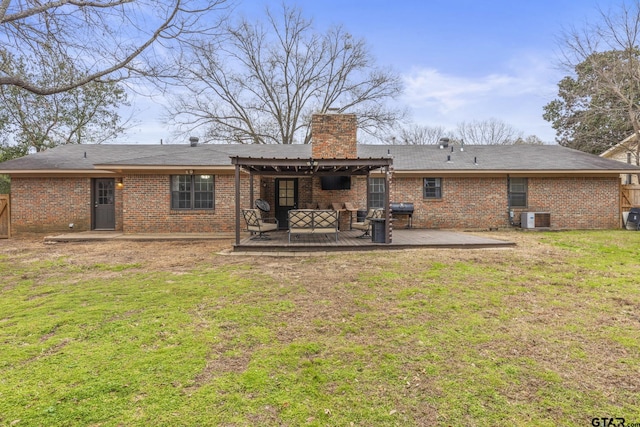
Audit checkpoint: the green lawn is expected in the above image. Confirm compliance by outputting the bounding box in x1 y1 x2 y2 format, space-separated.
1 231 639 426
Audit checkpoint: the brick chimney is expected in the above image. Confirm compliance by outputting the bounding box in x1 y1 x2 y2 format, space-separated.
311 113 357 159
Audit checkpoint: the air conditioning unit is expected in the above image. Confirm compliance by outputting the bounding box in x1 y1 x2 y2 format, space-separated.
521 212 551 229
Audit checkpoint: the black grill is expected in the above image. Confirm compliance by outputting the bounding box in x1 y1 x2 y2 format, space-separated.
390 202 414 228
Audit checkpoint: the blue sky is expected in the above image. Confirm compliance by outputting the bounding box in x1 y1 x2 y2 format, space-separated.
124 0 619 144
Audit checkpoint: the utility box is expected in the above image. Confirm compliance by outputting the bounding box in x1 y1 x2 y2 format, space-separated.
521 212 551 229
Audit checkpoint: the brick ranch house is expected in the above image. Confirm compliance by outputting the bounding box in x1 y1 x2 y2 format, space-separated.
1 113 639 238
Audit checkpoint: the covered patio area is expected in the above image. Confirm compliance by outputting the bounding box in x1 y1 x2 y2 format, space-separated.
232 155 395 247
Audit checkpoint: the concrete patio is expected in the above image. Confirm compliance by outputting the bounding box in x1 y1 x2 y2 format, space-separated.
43 229 515 253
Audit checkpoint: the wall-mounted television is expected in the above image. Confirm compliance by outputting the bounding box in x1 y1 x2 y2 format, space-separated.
320 175 351 190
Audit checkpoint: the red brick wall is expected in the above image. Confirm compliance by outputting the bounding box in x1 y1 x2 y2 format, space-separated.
391 176 620 229
311 114 357 159
8 174 622 235
10 177 93 233
121 173 254 233
392 177 506 229
311 176 363 209
523 177 620 229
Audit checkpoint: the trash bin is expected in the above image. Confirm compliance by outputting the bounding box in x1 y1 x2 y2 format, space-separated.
370 218 386 243
627 207 640 230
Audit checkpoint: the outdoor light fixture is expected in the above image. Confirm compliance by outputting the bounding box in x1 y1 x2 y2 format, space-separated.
116 177 123 189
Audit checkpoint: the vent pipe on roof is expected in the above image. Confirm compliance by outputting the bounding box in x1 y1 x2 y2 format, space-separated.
439 137 449 149
189 136 199 147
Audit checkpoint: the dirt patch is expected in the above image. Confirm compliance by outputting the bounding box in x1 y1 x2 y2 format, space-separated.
1 230 550 267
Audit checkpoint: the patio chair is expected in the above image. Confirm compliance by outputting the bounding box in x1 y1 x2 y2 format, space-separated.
242 208 279 240
351 208 383 238
343 202 359 229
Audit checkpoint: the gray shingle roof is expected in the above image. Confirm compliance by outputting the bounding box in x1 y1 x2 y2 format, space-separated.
1 142 638 173
359 144 640 171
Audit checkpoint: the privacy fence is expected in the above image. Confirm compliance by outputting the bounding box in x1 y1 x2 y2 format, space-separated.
0 194 9 238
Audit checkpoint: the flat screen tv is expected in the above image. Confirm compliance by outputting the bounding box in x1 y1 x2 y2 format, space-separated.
320 175 351 190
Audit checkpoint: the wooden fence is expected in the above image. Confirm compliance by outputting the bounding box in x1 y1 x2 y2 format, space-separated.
0 194 9 239
621 184 640 210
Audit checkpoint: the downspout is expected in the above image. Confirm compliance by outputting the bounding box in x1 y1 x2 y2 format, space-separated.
507 174 515 227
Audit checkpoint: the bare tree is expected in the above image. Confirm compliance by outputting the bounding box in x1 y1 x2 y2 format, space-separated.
556 1 640 163
393 124 448 145
455 118 522 145
168 4 404 144
513 135 545 145
0 0 229 95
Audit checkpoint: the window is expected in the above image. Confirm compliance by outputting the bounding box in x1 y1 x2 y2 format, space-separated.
509 177 527 208
278 179 296 208
368 177 386 209
423 178 442 199
171 175 214 209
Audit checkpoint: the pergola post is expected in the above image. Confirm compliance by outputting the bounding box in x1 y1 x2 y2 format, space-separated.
249 171 254 209
235 162 241 246
384 165 392 243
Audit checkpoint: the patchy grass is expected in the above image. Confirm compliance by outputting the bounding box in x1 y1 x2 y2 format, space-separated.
0 231 639 426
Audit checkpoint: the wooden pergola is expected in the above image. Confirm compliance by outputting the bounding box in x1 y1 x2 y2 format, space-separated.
231 156 394 245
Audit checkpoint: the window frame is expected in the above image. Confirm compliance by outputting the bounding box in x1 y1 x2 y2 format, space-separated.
368 177 386 209
508 177 528 208
423 177 443 199
170 174 215 210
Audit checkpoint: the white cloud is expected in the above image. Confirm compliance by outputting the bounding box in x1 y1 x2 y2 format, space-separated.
400 53 564 142
402 68 522 112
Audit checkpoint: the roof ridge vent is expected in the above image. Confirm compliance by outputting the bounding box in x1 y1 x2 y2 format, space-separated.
189 136 199 147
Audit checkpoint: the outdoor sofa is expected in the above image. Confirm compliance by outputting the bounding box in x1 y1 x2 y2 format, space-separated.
288 209 339 242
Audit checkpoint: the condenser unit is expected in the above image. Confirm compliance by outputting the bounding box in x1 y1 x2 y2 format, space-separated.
521 212 551 229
